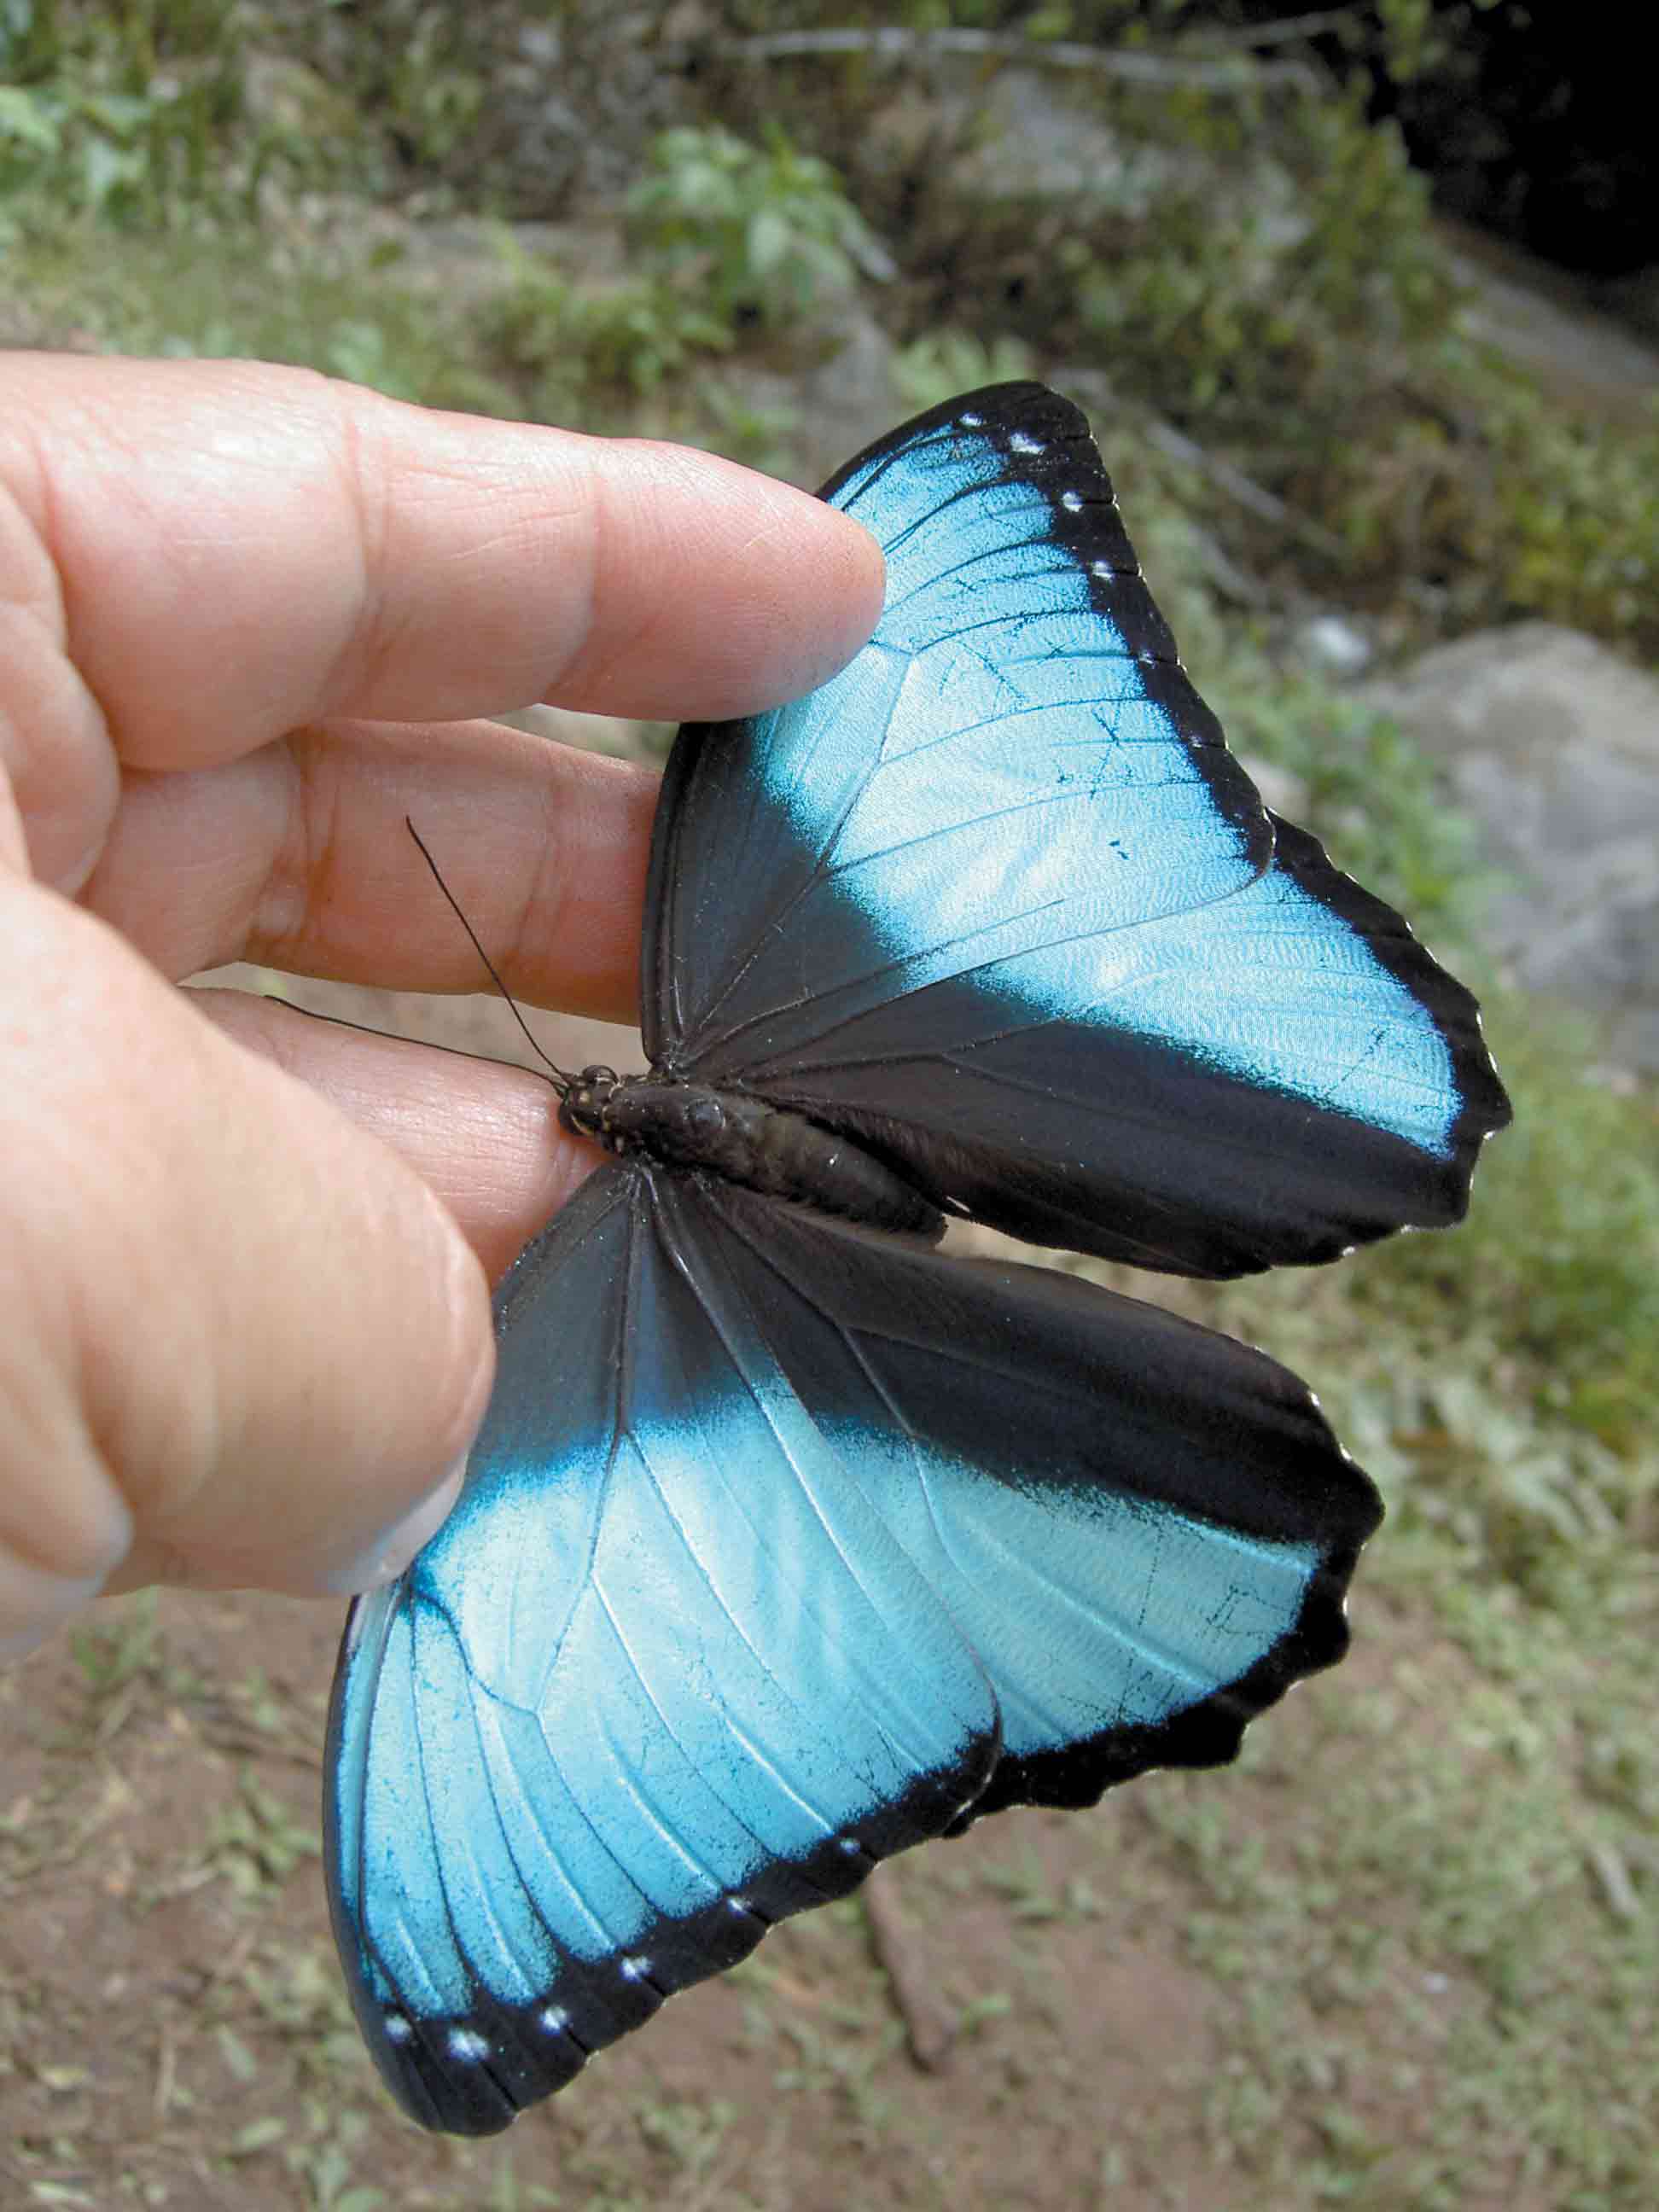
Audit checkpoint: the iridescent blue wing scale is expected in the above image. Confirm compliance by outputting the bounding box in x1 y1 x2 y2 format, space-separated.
326 1162 1001 2135
645 384 1510 1275
661 1175 1382 1820
326 1159 1378 2133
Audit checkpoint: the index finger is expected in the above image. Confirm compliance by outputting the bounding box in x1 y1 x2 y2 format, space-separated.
3 353 884 777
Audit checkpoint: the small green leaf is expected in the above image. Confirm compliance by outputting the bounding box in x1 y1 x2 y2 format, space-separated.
217 2025 259 2084
0 86 61 153
37 2063 92 2093
746 205 792 279
228 2115 287 2157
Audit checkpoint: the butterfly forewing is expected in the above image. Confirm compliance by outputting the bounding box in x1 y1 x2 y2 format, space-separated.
646 384 1510 1275
643 385 1269 1068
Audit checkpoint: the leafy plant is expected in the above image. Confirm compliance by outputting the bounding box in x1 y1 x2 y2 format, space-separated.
381 5 484 170
0 0 248 225
1452 375 1659 653
626 123 890 330
485 245 734 414
891 329 1035 414
693 376 804 474
68 1591 165 1698
206 1771 321 1900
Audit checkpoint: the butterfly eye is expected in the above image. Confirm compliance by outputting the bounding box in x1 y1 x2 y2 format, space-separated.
558 1067 623 1143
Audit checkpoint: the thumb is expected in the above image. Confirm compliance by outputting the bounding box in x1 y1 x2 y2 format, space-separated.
0 874 494 1657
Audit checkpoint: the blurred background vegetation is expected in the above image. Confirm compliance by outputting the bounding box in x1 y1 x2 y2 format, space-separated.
3 0 1656 654
2 4 1655 2208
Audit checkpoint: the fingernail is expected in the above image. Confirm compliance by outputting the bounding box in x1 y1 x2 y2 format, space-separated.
323 1458 468 1596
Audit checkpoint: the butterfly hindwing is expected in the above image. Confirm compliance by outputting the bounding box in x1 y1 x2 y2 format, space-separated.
327 1161 1381 2132
645 383 1509 1275
325 1163 1000 2136
657 1173 1382 1821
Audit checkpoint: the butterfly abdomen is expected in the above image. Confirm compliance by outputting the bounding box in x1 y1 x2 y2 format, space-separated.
570 1071 942 1238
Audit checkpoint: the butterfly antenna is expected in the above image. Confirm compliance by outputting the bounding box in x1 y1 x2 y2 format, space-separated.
405 818 573 1096
267 995 538 1072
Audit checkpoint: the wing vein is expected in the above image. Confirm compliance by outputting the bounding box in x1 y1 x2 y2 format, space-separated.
651 1181 951 1780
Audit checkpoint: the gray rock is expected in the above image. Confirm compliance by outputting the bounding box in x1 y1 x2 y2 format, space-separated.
1298 614 1375 678
719 305 899 487
1236 756 1310 823
1367 622 1659 1071
946 67 1153 206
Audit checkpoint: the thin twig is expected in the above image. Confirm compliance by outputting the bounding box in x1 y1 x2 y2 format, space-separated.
1144 406 1449 614
688 26 1322 96
1060 367 1351 561
1584 1833 1642 1924
154 2022 179 2125
863 1871 957 2074
1140 416 1351 560
1190 9 1362 51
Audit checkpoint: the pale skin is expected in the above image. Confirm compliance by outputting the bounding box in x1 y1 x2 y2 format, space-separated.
0 354 885 1661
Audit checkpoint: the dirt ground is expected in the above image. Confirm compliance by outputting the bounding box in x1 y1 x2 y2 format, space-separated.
3 1563 1557 2212
0 1575 1461 2212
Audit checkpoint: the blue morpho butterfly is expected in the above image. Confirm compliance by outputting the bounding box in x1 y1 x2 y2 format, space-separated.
324 383 1511 2134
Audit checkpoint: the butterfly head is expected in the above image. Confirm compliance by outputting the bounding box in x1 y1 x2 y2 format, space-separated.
558 1065 621 1145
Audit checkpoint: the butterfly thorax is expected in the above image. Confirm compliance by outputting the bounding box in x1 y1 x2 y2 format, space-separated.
560 1067 941 1239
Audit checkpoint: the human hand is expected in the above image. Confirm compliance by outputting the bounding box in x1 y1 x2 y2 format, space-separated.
0 353 883 1660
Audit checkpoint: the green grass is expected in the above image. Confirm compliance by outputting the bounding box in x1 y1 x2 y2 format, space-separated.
4 208 826 471
1208 999 1658 1605
1152 984 1659 2206
1139 1605 1659 2208
5 218 516 403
